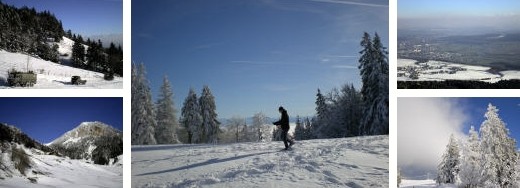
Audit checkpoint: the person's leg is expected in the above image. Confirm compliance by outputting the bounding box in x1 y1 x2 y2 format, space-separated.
282 130 289 149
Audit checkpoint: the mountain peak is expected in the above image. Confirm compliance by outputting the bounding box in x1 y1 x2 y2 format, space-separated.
49 121 120 146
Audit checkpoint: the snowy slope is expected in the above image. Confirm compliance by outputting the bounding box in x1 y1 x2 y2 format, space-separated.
132 135 388 188
0 143 122 188
0 39 122 89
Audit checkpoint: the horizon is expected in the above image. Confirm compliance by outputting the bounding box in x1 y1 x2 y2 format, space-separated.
0 98 123 144
132 0 388 119
398 0 520 32
2 0 122 38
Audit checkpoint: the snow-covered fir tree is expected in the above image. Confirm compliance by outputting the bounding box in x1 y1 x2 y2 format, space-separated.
131 63 157 145
180 88 202 144
294 116 304 141
358 32 388 135
459 126 484 187
71 39 86 68
437 134 460 185
313 89 328 138
199 85 220 144
479 103 518 187
154 75 180 144
303 117 312 140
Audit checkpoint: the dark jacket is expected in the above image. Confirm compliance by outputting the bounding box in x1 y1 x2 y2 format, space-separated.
273 109 289 131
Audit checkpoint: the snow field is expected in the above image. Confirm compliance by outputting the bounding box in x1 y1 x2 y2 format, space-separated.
0 144 122 188
397 58 520 83
132 135 388 188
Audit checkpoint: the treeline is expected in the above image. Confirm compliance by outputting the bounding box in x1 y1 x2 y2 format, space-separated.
0 1 64 62
398 79 520 89
70 32 123 76
131 64 222 145
295 32 389 140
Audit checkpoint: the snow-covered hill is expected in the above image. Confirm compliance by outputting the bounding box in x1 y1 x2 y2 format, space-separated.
49 121 122 164
0 37 122 89
0 123 122 187
0 143 122 187
132 135 388 188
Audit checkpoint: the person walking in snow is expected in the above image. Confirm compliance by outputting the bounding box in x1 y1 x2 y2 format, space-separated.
273 106 294 150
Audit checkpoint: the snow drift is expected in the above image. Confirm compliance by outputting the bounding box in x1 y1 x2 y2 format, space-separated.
132 135 388 188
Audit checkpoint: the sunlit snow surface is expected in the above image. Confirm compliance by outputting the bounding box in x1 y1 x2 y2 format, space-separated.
397 58 520 83
0 145 122 188
132 136 388 188
401 179 456 188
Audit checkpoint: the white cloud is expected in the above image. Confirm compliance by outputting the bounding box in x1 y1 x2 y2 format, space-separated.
332 65 357 69
309 0 388 8
398 98 468 178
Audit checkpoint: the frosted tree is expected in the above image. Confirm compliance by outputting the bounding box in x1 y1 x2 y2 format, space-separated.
294 116 304 140
131 63 157 145
358 32 388 135
479 103 517 187
180 88 202 144
154 75 180 144
437 134 460 185
226 116 244 143
199 85 220 144
252 112 268 142
303 117 312 140
459 126 484 187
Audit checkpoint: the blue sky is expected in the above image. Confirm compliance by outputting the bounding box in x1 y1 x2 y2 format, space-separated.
398 0 520 18
3 0 122 36
132 0 388 118
0 98 123 144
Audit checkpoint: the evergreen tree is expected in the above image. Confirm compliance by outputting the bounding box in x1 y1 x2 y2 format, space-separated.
154 75 180 144
459 126 484 188
71 40 85 68
180 88 202 144
199 86 220 144
437 134 461 185
272 126 282 141
303 117 312 140
313 89 328 138
358 32 389 135
131 63 157 145
294 116 304 140
480 103 517 187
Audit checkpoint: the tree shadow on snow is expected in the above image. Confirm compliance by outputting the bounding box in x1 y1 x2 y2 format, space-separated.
134 151 273 176
132 144 203 152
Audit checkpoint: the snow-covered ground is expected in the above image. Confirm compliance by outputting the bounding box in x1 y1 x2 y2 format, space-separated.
0 37 122 89
400 179 456 188
397 58 520 83
132 135 388 188
0 144 122 187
